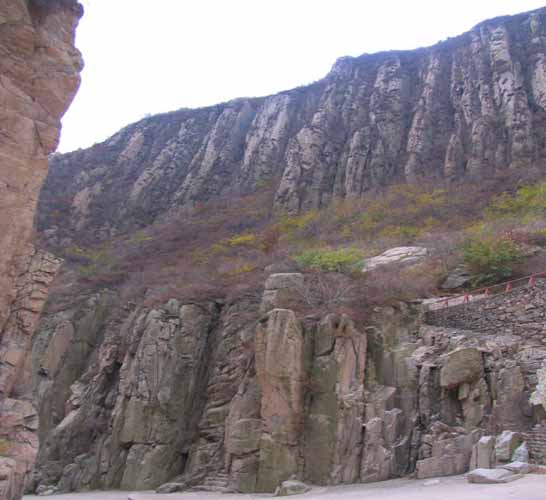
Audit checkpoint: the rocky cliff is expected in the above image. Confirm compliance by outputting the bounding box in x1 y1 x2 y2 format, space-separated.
0 1 83 499
38 7 546 245
27 273 546 494
24 5 546 496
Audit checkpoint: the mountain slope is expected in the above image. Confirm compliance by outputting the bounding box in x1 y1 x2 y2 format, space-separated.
39 7 546 244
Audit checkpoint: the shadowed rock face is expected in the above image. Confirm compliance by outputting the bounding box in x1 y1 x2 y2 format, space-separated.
38 7 546 245
0 1 83 499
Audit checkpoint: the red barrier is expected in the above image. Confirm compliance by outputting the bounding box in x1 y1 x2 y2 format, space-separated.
430 271 546 310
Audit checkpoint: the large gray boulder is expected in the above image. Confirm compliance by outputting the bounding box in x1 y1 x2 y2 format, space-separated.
502 461 531 474
495 431 523 462
469 436 496 470
275 479 311 496
511 442 529 463
156 482 187 494
440 348 483 389
362 247 428 272
467 468 523 484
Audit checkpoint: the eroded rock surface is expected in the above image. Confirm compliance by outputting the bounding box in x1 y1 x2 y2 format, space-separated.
0 2 83 498
38 8 546 245
26 271 546 494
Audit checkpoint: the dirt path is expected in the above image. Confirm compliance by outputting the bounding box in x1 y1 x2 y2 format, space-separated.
23 474 546 500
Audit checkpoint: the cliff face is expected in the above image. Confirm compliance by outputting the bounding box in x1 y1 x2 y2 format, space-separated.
28 273 546 494
24 6 546 496
0 1 83 499
39 7 546 244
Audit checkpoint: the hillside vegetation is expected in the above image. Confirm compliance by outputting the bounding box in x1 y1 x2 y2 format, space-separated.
42 171 546 318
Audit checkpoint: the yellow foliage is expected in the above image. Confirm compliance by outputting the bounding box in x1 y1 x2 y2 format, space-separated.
278 210 318 235
379 225 422 240
225 263 256 276
226 233 258 247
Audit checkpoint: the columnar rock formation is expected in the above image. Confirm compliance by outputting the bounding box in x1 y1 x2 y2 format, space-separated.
14 5 546 497
27 274 546 494
0 1 83 499
38 7 546 245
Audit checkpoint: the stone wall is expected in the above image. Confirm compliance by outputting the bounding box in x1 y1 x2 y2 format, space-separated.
425 281 546 342
525 424 546 462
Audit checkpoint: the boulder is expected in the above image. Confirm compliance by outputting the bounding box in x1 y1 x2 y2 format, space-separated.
416 454 467 479
362 247 428 272
275 479 311 496
495 431 523 462
511 442 529 463
440 348 483 389
501 461 530 474
469 436 496 470
440 267 471 290
261 273 304 313
156 482 187 493
466 468 523 484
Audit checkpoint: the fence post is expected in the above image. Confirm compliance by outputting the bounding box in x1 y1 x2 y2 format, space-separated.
528 275 536 287
505 282 512 292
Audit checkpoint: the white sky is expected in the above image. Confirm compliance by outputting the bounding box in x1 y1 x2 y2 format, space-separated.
58 0 546 153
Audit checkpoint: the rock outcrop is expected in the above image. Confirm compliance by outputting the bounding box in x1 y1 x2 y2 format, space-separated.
38 7 546 245
16 5 546 497
0 1 83 498
25 272 546 494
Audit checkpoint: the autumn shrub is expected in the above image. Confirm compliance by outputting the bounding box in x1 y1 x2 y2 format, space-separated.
362 261 441 305
462 237 522 285
294 247 363 272
0 438 10 455
289 272 359 311
487 181 546 219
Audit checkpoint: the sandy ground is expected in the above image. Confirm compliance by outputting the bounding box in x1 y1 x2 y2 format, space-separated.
23 474 546 500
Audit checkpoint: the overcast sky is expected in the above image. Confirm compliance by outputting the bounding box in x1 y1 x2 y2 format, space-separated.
58 0 545 153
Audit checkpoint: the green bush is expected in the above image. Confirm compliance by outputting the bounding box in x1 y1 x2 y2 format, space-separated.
294 247 363 272
487 181 546 218
462 238 522 285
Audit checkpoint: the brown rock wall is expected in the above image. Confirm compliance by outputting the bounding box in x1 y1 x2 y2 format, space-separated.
0 2 83 498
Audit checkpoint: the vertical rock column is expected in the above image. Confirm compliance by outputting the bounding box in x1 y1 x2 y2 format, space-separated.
304 314 367 485
0 2 83 499
255 309 306 492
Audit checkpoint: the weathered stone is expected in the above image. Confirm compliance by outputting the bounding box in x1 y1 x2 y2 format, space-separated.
416 454 467 479
469 436 496 470
511 442 529 463
304 314 366 485
156 482 187 493
466 468 523 484
37 9 546 244
275 479 311 496
501 461 530 474
362 247 428 272
440 348 483 389
261 274 304 313
440 267 472 290
255 309 305 492
0 2 83 498
495 431 523 463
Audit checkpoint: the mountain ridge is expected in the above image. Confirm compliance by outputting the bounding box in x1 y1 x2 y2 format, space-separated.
39 6 546 244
